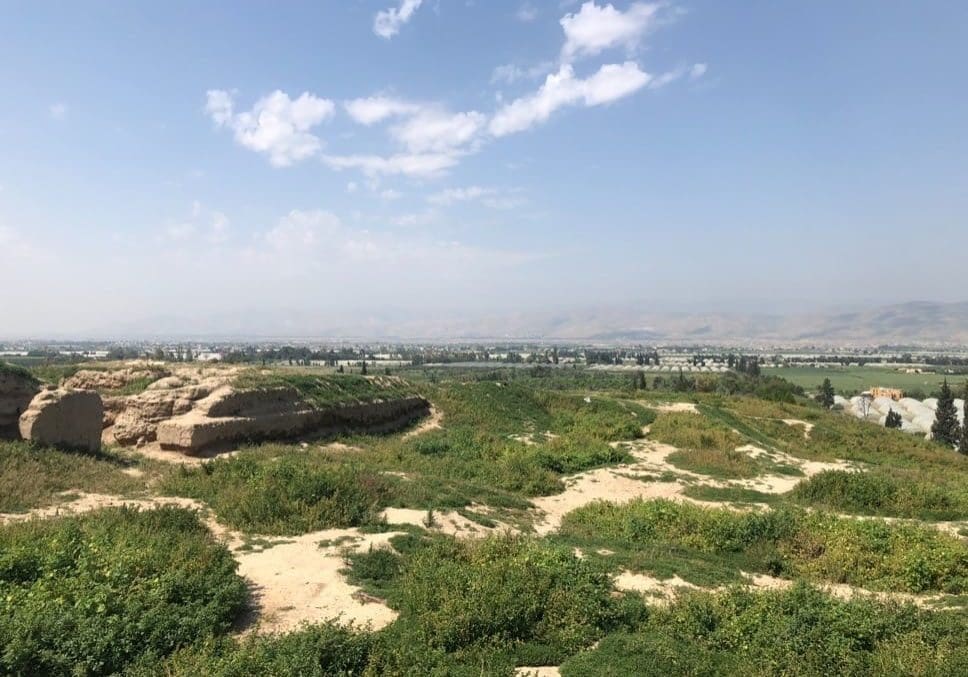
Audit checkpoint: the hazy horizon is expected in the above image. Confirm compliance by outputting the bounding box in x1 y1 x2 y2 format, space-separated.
2 1 967 337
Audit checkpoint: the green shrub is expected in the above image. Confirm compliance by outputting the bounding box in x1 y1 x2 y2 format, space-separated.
160 453 392 535
395 535 634 662
560 499 968 593
793 469 966 521
135 623 376 677
0 507 247 676
561 584 968 676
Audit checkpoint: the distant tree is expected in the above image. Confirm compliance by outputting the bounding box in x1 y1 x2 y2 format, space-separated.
633 370 647 391
818 378 835 409
361 360 368 376
885 409 903 429
652 376 665 390
338 364 344 374
960 385 968 456
931 379 960 447
552 347 559 365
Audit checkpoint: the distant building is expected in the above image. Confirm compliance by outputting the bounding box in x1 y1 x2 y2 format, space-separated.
868 387 903 401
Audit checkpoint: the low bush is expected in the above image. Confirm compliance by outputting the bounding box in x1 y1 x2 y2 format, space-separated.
560 499 968 593
160 452 392 535
561 584 968 676
0 507 247 676
792 469 967 521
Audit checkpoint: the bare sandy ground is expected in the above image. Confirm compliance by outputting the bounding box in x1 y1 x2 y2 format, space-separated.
782 418 815 439
655 402 699 414
403 405 443 438
615 569 951 610
515 668 561 677
240 528 402 634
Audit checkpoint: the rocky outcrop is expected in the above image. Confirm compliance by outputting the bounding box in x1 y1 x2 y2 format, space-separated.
111 382 219 445
156 387 429 454
18 389 104 452
63 368 168 392
0 370 40 438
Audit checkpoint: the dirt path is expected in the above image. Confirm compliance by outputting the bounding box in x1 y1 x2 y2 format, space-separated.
239 528 402 634
403 405 443 438
614 569 953 610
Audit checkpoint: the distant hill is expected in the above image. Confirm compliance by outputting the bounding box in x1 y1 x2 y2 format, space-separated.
75 301 968 346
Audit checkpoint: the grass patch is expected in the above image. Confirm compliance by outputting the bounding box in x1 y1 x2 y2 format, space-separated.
159 451 393 535
682 484 783 506
560 499 968 593
0 440 146 513
231 371 413 407
792 469 968 521
0 506 247 676
561 584 968 676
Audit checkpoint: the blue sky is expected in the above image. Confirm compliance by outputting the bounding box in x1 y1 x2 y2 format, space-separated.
1 1 966 336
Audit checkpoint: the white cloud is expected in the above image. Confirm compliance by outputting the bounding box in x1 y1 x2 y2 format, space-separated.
380 189 403 200
346 181 359 193
560 1 661 62
490 61 555 85
48 102 68 120
322 152 459 177
690 63 707 80
427 186 494 205
428 186 526 209
489 62 650 137
390 109 486 154
205 89 335 167
344 96 419 125
374 0 424 39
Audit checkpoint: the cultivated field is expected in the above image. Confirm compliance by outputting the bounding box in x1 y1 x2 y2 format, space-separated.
1 364 967 675
765 365 958 395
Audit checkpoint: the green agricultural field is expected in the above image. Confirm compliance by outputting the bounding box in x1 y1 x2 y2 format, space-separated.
765 365 959 395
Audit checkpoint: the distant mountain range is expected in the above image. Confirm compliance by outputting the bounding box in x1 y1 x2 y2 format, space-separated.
69 301 968 347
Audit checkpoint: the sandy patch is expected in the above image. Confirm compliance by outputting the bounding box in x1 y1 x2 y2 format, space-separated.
238 528 401 634
0 492 210 527
403 405 443 438
614 571 701 605
782 419 815 439
515 668 561 677
740 572 948 609
655 402 699 414
381 507 504 537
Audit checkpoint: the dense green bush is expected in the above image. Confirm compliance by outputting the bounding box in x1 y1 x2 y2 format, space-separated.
161 453 392 535
396 535 636 662
792 469 965 521
0 507 246 676
134 624 377 677
561 584 968 676
560 499 968 593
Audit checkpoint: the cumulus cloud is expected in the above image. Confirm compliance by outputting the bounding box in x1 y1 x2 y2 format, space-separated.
322 152 459 177
390 108 486 154
489 62 650 137
690 63 707 80
560 1 661 62
344 96 419 125
205 89 335 167
374 0 424 39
